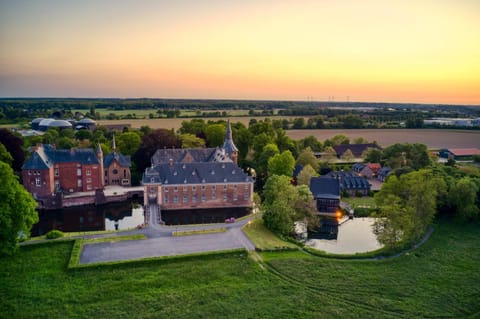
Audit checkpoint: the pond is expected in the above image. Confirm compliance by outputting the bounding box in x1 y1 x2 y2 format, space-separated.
32 199 144 236
307 217 383 254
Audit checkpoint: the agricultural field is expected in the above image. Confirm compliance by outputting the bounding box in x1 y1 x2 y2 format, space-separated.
97 116 304 131
287 129 480 149
1 220 479 318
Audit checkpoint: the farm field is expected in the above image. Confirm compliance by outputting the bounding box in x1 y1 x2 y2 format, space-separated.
1 220 479 318
287 129 480 148
97 116 301 131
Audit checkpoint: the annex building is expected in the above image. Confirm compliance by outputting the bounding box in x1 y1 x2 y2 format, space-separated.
22 137 132 208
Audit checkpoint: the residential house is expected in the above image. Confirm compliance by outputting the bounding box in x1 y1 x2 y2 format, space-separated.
377 166 392 182
325 171 371 196
332 143 381 159
309 177 340 214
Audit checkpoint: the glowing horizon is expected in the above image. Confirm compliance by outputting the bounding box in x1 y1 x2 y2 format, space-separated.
1 0 479 105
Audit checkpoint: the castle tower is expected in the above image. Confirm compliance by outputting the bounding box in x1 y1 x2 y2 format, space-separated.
96 143 105 187
222 119 239 164
112 133 117 153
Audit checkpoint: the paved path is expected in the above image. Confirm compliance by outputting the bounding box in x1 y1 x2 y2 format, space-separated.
79 208 256 264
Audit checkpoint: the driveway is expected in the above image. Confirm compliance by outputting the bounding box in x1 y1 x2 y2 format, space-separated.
80 218 255 264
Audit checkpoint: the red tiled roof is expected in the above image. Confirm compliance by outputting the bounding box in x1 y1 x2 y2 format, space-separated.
449 148 480 156
366 163 381 173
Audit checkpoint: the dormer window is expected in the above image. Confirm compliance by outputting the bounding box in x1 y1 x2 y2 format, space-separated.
192 171 196 176
211 170 215 175
173 171 177 176
150 178 155 183
232 170 235 175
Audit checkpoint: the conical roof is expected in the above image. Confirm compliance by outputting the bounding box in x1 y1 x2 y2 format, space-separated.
222 119 238 153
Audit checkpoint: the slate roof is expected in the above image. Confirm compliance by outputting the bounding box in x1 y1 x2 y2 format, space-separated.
104 152 131 168
151 148 232 165
377 166 392 177
143 162 253 185
352 163 365 172
22 144 99 170
333 143 380 158
309 177 340 199
222 120 238 154
323 171 371 190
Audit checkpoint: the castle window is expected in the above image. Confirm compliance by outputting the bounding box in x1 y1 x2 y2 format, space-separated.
123 169 127 178
233 194 238 201
77 168 82 176
201 185 206 190
150 187 155 193
223 185 227 190
87 185 92 191
192 186 196 191
212 185 216 190
201 195 206 202
113 169 118 175
86 178 92 183
244 194 249 200
192 195 197 203
165 187 169 192
183 195 187 203
245 184 249 190
223 194 227 202
234 185 237 189
105 171 108 177
77 179 82 187
86 170 91 176
35 177 41 187
174 186 178 192
173 195 178 203
212 193 216 200
54 168 59 177
165 196 169 203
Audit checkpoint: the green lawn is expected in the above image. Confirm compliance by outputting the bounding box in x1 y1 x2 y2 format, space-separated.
342 196 377 208
242 219 298 251
1 220 479 318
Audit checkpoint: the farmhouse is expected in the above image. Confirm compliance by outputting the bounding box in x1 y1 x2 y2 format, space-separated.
143 120 254 213
325 171 371 196
333 143 381 159
439 148 480 161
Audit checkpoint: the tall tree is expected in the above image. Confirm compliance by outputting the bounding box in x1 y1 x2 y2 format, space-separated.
0 129 25 172
296 164 318 186
448 177 479 222
133 129 181 172
0 143 13 166
205 124 226 147
0 162 38 255
268 150 295 177
179 133 206 148
117 132 142 156
296 147 319 171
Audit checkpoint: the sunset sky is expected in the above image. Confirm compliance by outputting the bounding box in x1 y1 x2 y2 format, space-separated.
1 0 479 104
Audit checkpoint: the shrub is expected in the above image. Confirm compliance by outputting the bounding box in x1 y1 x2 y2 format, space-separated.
46 230 64 239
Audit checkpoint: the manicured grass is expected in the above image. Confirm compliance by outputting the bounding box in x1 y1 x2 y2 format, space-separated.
1 220 479 318
82 234 146 244
242 219 298 251
172 228 226 236
342 196 377 208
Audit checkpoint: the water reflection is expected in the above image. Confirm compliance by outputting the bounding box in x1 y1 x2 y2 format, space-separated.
32 200 144 236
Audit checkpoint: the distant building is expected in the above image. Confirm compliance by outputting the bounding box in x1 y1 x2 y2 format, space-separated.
424 118 480 127
352 163 381 179
332 143 381 159
143 120 253 211
439 148 480 161
324 171 371 196
377 166 392 182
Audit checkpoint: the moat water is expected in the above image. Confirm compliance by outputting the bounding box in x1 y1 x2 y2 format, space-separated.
32 200 250 235
32 199 145 236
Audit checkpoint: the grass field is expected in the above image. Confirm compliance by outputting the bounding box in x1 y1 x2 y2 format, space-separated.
242 219 298 251
342 196 377 208
1 220 479 318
